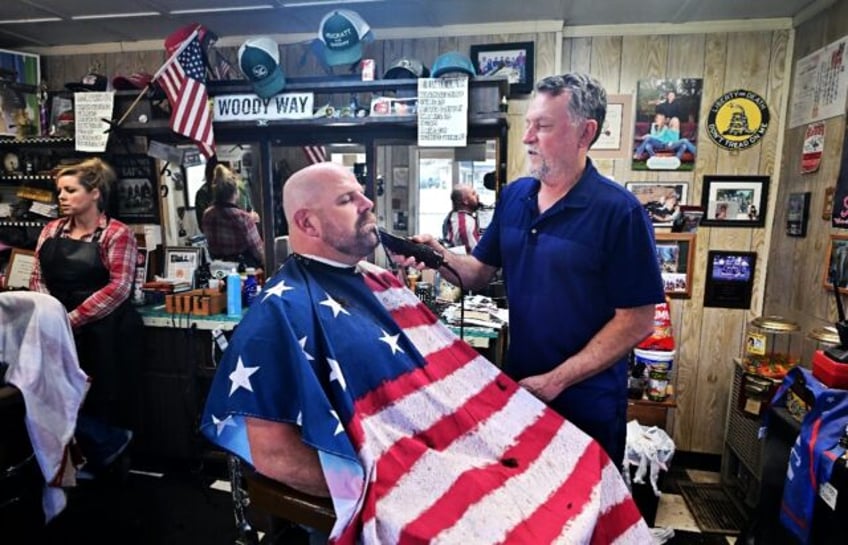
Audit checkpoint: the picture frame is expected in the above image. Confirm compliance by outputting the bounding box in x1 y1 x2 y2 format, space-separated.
0 48 41 138
625 182 688 227
392 166 409 188
591 94 634 159
823 234 848 293
786 192 811 237
469 41 534 96
163 246 202 286
655 233 696 298
700 175 770 227
632 78 703 172
110 154 160 224
704 250 757 309
4 248 35 289
823 186 836 220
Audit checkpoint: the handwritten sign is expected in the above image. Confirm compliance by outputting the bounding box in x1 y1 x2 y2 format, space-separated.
74 92 114 152
789 35 848 128
213 93 314 122
417 78 468 148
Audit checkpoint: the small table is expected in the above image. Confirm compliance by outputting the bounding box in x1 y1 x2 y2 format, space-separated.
626 397 676 430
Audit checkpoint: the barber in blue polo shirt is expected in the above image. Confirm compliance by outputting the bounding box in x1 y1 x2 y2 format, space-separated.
404 73 664 469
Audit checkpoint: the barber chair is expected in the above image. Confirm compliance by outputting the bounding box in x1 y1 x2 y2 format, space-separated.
0 291 88 526
228 455 335 545
0 374 42 525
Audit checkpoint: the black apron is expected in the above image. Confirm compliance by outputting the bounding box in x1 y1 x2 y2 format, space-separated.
39 220 142 426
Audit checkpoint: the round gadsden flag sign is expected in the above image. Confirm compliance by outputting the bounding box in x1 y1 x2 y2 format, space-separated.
706 89 770 150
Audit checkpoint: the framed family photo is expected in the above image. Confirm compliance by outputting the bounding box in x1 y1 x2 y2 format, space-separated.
625 182 688 227
469 41 534 95
655 233 696 298
823 234 848 293
700 175 769 227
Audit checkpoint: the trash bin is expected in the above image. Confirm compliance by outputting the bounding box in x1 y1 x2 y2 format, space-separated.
623 420 675 527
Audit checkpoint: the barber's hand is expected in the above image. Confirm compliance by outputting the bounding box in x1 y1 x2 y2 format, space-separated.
249 211 260 224
519 373 563 403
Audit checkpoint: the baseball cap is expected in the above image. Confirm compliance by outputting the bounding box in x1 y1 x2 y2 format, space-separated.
65 73 108 92
431 51 476 78
112 72 154 90
318 9 373 67
238 37 285 98
165 23 207 56
383 57 430 79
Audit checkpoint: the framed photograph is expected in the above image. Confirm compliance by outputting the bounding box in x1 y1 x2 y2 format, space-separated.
700 175 770 227
704 250 757 309
163 246 202 286
633 78 703 172
110 154 159 224
0 48 41 138
786 192 811 237
823 234 848 293
591 94 634 159
4 248 35 289
469 41 534 96
655 233 696 298
823 186 836 220
625 182 688 227
392 166 409 188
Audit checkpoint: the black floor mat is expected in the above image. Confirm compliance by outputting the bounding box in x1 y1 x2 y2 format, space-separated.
678 482 748 535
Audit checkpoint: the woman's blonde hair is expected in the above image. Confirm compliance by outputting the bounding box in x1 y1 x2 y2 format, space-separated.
212 164 240 205
55 157 116 211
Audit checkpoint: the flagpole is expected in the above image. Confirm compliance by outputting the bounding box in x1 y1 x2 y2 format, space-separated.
107 26 202 132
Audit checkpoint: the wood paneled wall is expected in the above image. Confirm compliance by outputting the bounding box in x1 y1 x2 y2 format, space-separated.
41 21 805 454
764 5 848 371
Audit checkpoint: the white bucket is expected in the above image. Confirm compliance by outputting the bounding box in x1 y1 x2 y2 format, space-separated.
633 348 675 373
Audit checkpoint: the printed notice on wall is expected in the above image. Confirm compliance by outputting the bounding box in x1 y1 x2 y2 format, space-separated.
74 92 114 152
417 77 468 147
789 35 848 128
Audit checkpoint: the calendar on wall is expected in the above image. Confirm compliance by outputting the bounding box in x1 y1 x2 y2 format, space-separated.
789 35 848 128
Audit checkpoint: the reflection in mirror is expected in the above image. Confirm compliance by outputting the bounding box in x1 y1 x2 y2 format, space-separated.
375 140 498 241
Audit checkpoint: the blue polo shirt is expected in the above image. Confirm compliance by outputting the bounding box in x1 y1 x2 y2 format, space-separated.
473 160 664 425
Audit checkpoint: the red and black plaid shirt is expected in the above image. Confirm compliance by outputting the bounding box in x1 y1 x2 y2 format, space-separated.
202 204 264 267
30 214 137 330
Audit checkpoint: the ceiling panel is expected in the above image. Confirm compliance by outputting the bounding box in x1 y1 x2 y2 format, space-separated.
0 0 820 51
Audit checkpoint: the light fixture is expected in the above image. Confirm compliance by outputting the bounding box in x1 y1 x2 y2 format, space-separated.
71 12 160 20
0 17 62 24
170 5 275 15
282 0 384 7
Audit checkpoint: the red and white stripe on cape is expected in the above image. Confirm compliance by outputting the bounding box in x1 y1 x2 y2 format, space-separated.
329 263 651 544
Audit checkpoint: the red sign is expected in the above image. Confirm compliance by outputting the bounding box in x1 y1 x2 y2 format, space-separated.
802 121 825 174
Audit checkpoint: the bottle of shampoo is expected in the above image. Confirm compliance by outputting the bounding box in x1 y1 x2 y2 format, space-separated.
227 269 242 318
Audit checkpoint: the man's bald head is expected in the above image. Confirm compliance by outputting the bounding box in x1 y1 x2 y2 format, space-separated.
283 162 378 264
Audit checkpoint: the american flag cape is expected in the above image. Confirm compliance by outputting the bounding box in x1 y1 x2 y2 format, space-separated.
201 255 651 544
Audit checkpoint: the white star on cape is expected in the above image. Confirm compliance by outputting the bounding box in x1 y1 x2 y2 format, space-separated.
299 336 315 361
379 329 404 354
262 279 294 301
320 294 350 317
228 356 260 396
296 411 303 426
327 358 347 390
329 409 344 435
212 414 236 436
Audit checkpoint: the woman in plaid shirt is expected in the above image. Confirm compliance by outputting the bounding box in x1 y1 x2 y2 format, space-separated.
29 157 141 474
202 164 265 269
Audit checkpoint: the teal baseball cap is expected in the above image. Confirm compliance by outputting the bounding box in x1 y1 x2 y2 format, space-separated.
318 9 373 67
238 36 285 98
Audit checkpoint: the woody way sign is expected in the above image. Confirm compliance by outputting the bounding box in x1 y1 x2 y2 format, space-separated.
213 93 314 122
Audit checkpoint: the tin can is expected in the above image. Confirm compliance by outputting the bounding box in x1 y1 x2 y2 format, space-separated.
415 281 434 306
647 370 669 402
361 59 375 81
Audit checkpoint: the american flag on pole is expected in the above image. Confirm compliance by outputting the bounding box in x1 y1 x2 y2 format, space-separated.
201 258 651 544
303 145 328 164
156 28 215 157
